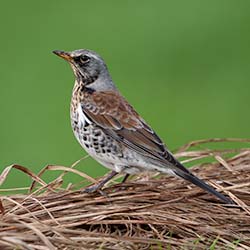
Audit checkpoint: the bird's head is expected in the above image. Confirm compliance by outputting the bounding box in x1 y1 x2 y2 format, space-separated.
53 49 115 91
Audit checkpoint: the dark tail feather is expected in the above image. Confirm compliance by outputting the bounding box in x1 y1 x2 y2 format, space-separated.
174 167 234 204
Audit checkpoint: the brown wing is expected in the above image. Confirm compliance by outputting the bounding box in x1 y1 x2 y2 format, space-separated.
82 91 171 162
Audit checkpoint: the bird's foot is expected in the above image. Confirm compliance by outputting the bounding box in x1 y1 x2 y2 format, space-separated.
81 170 118 194
82 183 102 193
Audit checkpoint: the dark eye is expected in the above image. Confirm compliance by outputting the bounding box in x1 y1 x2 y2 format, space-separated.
79 55 90 65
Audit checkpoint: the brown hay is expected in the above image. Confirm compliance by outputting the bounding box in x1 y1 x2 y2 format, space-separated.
0 138 250 250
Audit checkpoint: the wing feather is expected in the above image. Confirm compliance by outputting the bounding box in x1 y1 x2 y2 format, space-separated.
82 91 170 162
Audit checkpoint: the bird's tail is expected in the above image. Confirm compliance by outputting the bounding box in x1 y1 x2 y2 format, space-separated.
172 162 234 204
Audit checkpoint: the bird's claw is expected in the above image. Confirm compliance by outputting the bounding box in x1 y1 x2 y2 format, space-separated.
82 184 100 193
81 184 108 197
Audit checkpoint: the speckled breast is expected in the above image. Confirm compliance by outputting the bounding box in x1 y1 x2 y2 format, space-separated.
70 102 123 162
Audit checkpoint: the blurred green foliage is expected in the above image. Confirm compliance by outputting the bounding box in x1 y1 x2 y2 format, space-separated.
0 1 250 189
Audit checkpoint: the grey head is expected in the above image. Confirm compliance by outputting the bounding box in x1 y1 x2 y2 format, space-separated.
53 49 116 91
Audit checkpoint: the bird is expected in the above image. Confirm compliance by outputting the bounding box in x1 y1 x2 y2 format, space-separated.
53 49 233 204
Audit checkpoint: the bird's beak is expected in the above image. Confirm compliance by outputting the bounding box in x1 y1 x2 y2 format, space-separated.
53 50 73 62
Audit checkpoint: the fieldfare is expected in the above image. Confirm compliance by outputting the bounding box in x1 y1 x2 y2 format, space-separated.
53 49 233 204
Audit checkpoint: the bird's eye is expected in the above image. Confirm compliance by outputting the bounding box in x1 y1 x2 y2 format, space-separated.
79 55 90 65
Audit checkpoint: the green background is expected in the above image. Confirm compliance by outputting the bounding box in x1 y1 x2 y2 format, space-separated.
0 1 250 189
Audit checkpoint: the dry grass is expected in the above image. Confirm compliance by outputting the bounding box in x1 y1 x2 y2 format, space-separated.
0 138 250 250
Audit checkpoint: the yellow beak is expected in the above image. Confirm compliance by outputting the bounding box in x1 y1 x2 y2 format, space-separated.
53 50 73 62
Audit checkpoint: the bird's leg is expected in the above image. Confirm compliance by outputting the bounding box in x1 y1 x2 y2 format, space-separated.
122 173 130 183
83 170 118 193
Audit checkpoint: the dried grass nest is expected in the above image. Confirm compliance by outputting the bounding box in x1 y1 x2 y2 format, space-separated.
0 138 250 250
